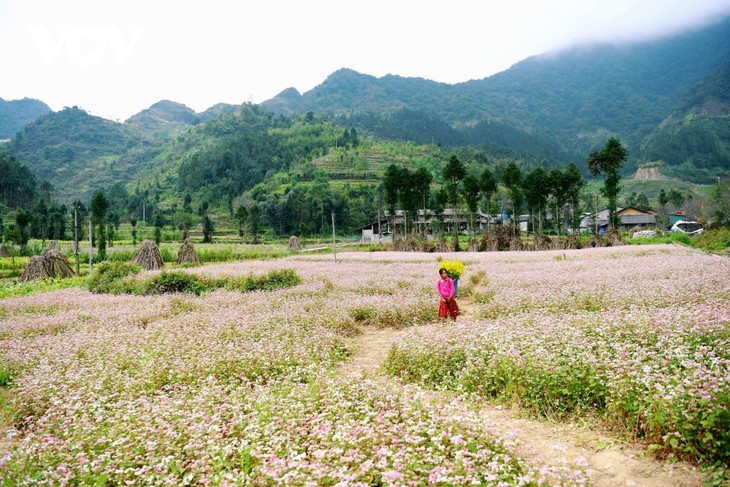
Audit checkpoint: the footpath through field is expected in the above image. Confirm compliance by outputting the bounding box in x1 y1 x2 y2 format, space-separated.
341 297 705 487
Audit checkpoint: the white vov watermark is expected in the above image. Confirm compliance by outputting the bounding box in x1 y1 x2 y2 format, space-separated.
27 25 145 67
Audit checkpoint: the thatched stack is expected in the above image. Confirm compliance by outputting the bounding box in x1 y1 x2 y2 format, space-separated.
480 232 498 251
562 234 582 250
19 249 75 283
176 239 201 265
132 240 164 271
591 236 607 247
287 236 302 251
41 249 75 277
19 256 51 282
509 236 525 251
605 229 624 246
533 234 553 251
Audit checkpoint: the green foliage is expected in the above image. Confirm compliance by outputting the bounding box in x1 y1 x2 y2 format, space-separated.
0 360 16 387
0 152 37 209
689 228 730 254
0 276 86 299
143 271 208 295
216 268 302 293
87 261 142 294
86 265 301 296
5 107 152 199
670 232 692 245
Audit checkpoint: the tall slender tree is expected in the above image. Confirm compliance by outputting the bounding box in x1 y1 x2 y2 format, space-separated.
90 190 110 260
523 167 549 234
501 162 523 233
442 155 466 245
563 163 585 232
586 137 628 230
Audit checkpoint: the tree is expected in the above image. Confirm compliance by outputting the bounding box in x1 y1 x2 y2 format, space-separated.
442 155 466 245
4 210 31 264
501 162 523 233
202 215 214 243
412 167 433 234
523 167 549 234
479 168 498 231
248 204 262 242
657 189 670 230
562 163 585 232
586 137 628 230
462 174 481 235
235 204 249 239
90 191 110 261
130 218 138 245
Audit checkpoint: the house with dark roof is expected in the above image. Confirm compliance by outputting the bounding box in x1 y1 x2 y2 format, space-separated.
579 207 656 234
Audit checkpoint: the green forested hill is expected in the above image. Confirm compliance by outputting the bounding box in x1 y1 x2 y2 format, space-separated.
639 60 730 182
0 97 51 139
5 107 165 200
262 16 730 181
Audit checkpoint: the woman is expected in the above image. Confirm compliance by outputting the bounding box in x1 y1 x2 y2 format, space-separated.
437 268 460 321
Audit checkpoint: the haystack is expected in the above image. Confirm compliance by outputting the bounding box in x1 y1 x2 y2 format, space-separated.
562 234 582 250
533 234 553 251
605 229 624 246
19 255 51 282
41 249 75 278
176 239 201 265
132 240 165 271
509 236 525 251
287 235 302 251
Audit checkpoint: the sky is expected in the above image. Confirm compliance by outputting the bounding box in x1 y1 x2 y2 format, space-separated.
2 0 730 122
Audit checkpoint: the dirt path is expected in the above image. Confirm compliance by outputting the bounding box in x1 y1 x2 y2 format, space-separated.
341 309 706 486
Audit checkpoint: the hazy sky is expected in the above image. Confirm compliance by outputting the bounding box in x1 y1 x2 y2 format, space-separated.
2 0 729 121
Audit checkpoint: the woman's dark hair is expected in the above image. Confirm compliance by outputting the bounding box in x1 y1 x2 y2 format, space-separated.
439 268 448 275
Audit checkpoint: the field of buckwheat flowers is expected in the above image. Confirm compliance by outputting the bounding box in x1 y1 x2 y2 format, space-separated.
0 244 726 484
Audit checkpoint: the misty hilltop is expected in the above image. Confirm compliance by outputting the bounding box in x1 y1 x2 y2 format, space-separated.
2 14 729 204
261 15 730 182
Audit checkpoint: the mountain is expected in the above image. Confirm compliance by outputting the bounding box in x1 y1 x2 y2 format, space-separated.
0 97 52 139
124 99 199 132
5 107 164 200
124 100 240 133
262 16 730 181
639 59 730 181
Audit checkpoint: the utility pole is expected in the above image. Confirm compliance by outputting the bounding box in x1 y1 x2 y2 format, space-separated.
331 212 337 263
88 216 93 272
377 208 381 244
74 205 79 274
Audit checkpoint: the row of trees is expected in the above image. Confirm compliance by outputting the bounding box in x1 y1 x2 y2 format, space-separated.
381 154 586 237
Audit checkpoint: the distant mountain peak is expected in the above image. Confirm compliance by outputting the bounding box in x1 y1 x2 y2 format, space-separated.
0 97 52 138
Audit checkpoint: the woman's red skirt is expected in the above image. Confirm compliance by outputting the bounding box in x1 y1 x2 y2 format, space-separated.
438 297 460 319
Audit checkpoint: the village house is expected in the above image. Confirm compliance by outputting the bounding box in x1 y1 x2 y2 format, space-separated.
579 207 656 234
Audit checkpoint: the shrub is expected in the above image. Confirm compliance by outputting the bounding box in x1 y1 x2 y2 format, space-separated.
221 268 301 292
143 271 209 296
87 261 142 294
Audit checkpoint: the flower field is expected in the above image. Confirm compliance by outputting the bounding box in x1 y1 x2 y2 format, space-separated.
384 246 730 466
0 245 727 484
